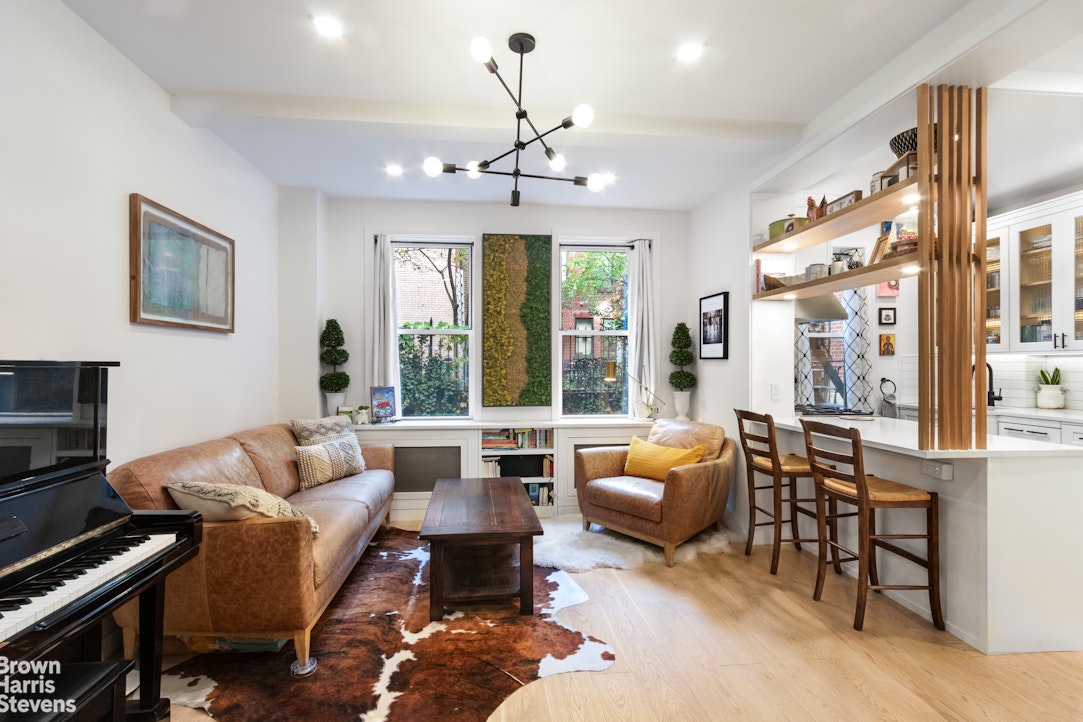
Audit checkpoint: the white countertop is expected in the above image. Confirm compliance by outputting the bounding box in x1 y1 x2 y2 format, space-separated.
773 415 1083 459
896 403 1083 425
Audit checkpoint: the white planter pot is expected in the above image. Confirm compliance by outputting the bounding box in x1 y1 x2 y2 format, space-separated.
673 391 692 421
324 392 347 416
1036 384 1065 409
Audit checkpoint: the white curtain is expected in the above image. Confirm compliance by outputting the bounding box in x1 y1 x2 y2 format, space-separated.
371 234 400 399
628 239 658 411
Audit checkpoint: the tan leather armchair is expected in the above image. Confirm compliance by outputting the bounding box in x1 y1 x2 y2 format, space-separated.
574 419 736 566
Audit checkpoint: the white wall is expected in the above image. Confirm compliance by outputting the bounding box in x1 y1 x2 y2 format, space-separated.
276 197 691 418
1 2 279 465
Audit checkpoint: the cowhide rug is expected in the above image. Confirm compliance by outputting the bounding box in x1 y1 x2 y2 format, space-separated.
532 514 735 572
161 527 613 721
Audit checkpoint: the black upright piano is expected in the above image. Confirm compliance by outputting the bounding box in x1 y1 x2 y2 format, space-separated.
0 361 201 720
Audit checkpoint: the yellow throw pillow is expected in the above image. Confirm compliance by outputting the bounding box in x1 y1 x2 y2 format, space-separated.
623 436 706 482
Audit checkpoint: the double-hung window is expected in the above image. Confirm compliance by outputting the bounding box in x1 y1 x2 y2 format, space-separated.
558 244 632 416
393 238 472 417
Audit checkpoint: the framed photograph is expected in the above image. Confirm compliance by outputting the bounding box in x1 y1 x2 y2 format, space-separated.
370 386 396 423
879 307 896 326
129 194 235 333
879 334 896 356
825 190 863 215
699 291 729 359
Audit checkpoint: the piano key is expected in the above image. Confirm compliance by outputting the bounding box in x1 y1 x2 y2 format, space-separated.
0 532 179 642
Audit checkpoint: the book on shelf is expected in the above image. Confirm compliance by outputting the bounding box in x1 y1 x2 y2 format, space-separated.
527 483 540 504
539 485 550 506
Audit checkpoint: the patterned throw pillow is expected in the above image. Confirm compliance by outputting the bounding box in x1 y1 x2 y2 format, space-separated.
164 480 319 536
289 415 355 446
623 436 706 482
295 435 366 489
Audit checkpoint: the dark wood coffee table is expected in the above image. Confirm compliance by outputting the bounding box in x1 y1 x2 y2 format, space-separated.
419 477 544 621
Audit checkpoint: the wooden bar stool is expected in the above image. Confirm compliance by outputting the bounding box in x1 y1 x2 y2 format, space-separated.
799 418 944 631
734 409 819 574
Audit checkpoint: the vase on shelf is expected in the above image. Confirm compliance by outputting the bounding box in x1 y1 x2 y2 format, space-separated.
1036 384 1065 409
673 391 692 421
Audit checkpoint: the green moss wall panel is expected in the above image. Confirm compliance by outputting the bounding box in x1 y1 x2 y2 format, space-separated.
482 234 551 407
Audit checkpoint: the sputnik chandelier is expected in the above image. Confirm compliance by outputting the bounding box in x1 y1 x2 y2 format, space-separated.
423 32 607 206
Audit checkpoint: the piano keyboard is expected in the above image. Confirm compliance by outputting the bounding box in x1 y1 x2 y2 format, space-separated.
0 532 179 642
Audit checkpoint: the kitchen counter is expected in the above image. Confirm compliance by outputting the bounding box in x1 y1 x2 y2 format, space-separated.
896 403 1083 424
768 416 1083 655
774 414 1083 458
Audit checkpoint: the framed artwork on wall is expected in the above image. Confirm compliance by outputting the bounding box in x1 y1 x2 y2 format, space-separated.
129 194 235 333
699 291 729 359
879 334 896 356
879 307 897 325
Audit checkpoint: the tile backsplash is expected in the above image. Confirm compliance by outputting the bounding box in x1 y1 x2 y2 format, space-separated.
988 355 1083 410
890 353 1082 410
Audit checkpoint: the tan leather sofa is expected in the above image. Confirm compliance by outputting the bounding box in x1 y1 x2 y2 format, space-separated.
574 419 736 566
107 423 394 676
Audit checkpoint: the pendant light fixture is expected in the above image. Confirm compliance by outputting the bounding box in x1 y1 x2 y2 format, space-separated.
423 32 606 206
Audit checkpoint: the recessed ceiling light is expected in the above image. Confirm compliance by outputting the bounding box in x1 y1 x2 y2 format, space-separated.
676 42 704 63
385 163 403 177
311 15 344 39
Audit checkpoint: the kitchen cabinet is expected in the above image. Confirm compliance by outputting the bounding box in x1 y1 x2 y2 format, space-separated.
984 227 1007 352
996 416 1061 444
993 190 1083 352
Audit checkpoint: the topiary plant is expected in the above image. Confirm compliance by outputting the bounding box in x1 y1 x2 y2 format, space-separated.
319 319 350 393
668 322 697 391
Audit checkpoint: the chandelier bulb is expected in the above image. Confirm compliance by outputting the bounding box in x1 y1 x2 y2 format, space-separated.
545 149 566 172
571 104 595 128
470 37 493 64
422 156 444 178
586 173 605 192
466 161 481 179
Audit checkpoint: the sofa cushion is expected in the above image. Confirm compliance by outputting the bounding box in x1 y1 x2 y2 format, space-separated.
624 436 706 482
295 436 366 490
647 418 725 461
289 470 395 515
290 416 355 446
585 475 664 523
165 480 319 535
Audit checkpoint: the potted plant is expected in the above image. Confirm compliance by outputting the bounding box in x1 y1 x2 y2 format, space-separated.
1037 367 1064 409
668 322 697 420
319 319 350 414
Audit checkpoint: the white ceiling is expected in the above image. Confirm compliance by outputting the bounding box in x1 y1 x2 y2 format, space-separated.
59 0 1083 212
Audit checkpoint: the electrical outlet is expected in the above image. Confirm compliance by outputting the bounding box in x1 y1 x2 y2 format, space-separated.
921 460 954 480
770 383 780 401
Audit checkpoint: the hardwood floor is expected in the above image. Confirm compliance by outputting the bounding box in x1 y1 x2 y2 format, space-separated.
169 531 1083 721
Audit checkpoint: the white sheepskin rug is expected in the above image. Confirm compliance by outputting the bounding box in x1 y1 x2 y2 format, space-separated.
533 514 738 572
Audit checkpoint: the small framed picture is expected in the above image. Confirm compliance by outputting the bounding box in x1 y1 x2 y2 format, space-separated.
370 386 396 423
870 234 891 264
699 291 729 359
825 190 863 215
879 307 896 326
879 334 896 356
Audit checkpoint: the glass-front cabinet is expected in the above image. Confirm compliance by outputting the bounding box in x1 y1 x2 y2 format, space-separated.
1000 199 1083 353
985 229 1005 351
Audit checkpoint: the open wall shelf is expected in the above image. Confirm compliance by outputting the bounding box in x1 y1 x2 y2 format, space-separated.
753 252 920 300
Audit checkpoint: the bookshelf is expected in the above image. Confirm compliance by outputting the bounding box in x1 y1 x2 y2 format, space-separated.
481 427 555 515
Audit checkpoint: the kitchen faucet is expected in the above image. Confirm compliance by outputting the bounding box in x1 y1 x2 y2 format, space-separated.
973 362 1003 407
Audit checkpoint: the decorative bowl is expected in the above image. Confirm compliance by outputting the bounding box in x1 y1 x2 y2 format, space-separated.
889 125 937 158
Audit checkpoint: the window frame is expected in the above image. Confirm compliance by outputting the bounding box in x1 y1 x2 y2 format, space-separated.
556 240 636 418
391 235 476 419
